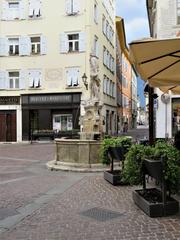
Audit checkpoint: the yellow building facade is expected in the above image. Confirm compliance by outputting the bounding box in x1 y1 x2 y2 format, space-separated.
0 0 116 142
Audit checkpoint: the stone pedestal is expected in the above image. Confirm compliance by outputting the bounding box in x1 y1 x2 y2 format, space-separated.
81 101 103 139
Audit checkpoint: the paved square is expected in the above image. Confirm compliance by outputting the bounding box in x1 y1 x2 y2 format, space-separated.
0 143 179 240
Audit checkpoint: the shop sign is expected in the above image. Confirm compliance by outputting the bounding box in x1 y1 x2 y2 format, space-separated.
0 96 20 105
29 95 72 104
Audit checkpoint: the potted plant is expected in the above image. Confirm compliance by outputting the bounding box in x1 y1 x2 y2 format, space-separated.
123 141 180 217
101 136 132 185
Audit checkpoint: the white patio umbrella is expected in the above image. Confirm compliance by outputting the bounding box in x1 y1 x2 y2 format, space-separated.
129 37 180 93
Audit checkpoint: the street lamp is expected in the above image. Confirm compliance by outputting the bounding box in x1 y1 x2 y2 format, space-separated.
82 73 88 90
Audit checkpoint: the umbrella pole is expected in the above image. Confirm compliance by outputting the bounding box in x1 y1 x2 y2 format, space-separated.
149 87 155 145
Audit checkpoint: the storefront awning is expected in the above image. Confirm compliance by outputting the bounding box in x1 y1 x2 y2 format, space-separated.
129 37 180 94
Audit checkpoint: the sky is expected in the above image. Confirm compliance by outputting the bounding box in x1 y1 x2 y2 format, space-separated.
116 0 150 44
116 0 150 108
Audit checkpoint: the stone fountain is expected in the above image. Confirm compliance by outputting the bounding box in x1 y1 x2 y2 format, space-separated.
47 55 106 171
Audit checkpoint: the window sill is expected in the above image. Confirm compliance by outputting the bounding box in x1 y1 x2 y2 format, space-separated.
28 16 42 20
65 86 81 89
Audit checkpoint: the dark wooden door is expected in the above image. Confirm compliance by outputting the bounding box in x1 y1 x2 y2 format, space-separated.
0 114 6 142
0 111 16 142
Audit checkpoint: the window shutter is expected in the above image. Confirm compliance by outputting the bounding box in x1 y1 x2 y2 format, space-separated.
1 1 8 20
72 68 79 86
40 35 47 55
73 0 80 14
0 38 8 56
29 0 35 17
79 32 86 52
65 0 72 15
19 36 31 56
66 69 72 86
34 0 41 16
19 0 26 19
60 33 68 53
0 71 7 89
19 70 27 89
29 71 34 87
33 70 41 87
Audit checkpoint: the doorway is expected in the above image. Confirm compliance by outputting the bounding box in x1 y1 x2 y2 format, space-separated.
0 111 16 142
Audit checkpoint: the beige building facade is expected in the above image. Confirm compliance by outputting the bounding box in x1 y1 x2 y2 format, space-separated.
0 0 116 142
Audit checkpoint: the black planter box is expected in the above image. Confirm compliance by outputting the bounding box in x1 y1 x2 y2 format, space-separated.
104 170 124 186
133 188 179 218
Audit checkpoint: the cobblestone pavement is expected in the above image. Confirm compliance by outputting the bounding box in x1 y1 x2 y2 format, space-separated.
0 143 179 240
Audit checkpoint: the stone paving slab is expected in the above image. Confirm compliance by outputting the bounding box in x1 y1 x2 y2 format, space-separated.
1 176 179 240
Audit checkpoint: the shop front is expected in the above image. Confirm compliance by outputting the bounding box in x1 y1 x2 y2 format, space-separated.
21 93 81 141
0 96 21 142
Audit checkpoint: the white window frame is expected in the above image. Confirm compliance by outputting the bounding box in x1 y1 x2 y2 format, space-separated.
8 1 20 20
8 71 19 89
66 0 79 16
30 36 40 55
67 33 79 52
8 38 19 56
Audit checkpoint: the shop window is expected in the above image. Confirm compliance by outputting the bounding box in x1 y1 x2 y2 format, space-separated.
53 114 73 131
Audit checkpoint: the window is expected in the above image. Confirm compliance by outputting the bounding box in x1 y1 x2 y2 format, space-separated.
8 38 19 55
93 36 98 57
9 71 19 89
53 114 73 131
103 46 106 65
31 37 40 54
65 0 80 15
177 0 180 24
102 15 106 34
103 75 107 94
106 20 109 38
28 70 42 88
68 34 79 52
66 67 80 87
60 32 85 53
29 0 41 18
8 1 20 19
94 2 98 24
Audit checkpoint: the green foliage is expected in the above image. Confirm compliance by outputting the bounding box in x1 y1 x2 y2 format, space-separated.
122 140 180 194
122 144 154 185
100 136 132 165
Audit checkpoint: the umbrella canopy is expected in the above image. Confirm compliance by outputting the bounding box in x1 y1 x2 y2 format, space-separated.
129 38 180 93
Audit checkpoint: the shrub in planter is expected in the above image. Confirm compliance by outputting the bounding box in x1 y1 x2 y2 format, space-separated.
100 136 132 165
123 141 180 193
100 136 132 185
122 144 154 185
123 141 180 217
